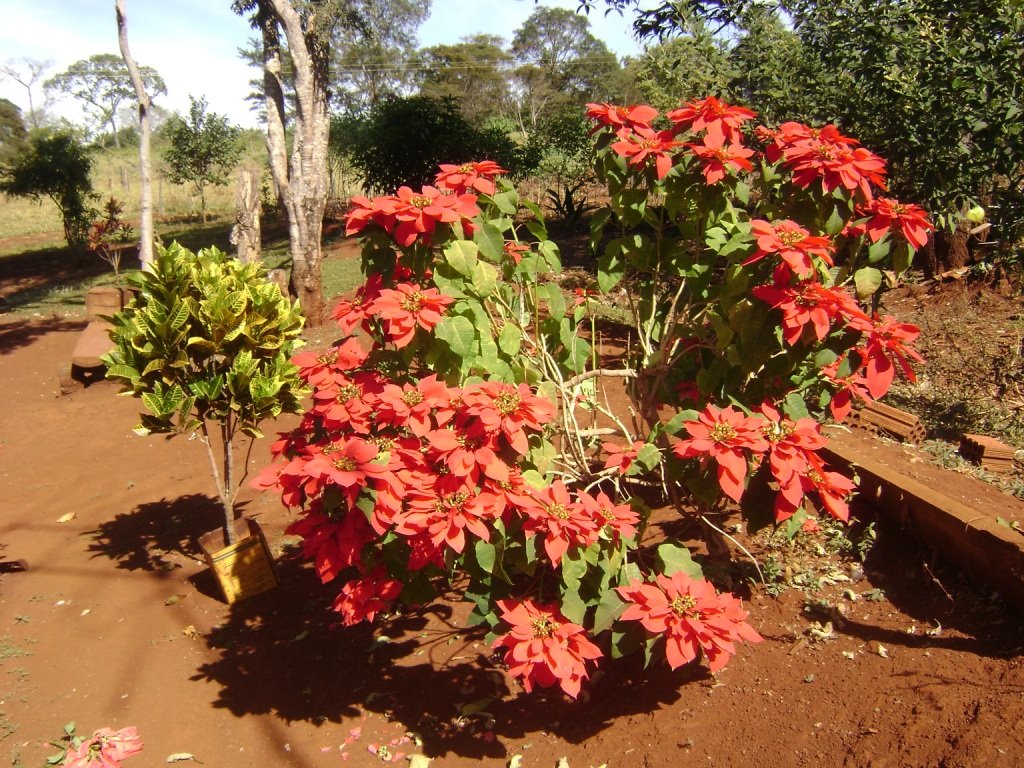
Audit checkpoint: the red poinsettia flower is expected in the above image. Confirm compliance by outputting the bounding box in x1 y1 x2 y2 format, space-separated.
375 374 452 437
757 401 827 510
399 474 496 555
854 196 933 250
800 453 857 522
752 279 868 346
616 571 762 672
743 219 834 278
369 282 455 348
504 240 531 264
391 185 480 246
668 96 756 144
302 436 390 505
461 381 555 455
345 194 398 237
672 404 768 502
425 422 509 483
687 131 756 185
577 488 639 543
332 273 384 335
610 126 683 180
493 598 603 699
333 570 403 626
518 480 600 566
586 102 659 136
286 507 376 584
820 356 874 422
601 440 645 474
857 315 924 398
780 124 887 201
434 160 508 196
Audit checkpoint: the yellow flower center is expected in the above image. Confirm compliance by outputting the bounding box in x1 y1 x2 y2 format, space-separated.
410 196 432 208
763 421 794 442
777 230 805 246
494 391 521 415
337 383 360 402
670 595 698 617
402 390 424 406
457 163 475 174
332 456 358 472
400 292 425 313
548 503 571 520
709 423 737 443
531 615 556 638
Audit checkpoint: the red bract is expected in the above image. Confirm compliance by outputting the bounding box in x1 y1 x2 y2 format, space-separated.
391 185 480 247
858 315 924 398
577 488 639 543
399 475 496 554
687 131 755 185
434 160 508 196
616 571 762 672
610 126 683 180
370 283 455 348
854 196 934 250
757 401 827 512
586 101 659 136
461 382 554 454
668 96 756 144
310 373 378 433
503 240 530 264
779 124 887 201
493 598 603 699
286 508 375 584
744 219 834 279
375 374 452 436
672 404 768 503
302 437 390 507
425 423 509 483
821 356 874 422
752 279 868 346
333 273 384 335
800 453 857 522
292 337 368 387
518 480 599 566
333 571 403 625
345 194 398 237
602 439 644 474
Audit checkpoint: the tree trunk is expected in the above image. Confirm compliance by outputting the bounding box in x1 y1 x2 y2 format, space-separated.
115 0 154 270
232 167 262 264
263 0 329 325
921 218 971 278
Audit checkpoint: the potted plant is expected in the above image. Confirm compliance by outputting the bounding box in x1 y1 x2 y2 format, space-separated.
103 241 306 602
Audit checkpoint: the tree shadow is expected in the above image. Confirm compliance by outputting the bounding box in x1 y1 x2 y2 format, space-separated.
0 315 86 355
86 493 227 574
190 552 710 761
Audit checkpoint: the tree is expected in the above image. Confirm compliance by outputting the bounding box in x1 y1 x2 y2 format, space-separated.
0 131 94 249
45 53 166 148
116 0 157 269
0 98 27 166
623 22 734 112
418 35 512 123
1 58 52 130
234 0 363 326
163 96 243 221
510 7 621 131
332 0 430 112
788 0 1024 271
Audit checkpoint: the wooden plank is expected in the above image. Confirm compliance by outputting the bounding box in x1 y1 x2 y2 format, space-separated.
822 430 1024 610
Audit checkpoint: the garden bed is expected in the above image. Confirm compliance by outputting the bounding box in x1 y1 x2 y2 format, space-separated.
0 318 1021 767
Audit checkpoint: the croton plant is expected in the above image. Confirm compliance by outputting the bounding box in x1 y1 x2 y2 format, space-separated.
255 97 929 698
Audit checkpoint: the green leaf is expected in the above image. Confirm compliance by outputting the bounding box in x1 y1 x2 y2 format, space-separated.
854 267 883 299
592 588 626 634
866 238 891 264
434 314 477 357
498 323 522 357
597 249 625 293
635 443 662 472
657 542 702 579
474 538 497 575
559 588 588 624
470 261 497 297
443 240 479 277
474 221 506 263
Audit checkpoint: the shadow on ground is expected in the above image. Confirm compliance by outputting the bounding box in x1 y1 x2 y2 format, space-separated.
188 551 710 761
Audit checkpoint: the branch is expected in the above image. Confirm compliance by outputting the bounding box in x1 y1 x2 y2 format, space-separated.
564 367 637 389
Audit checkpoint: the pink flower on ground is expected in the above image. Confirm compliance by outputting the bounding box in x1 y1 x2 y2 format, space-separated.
64 726 144 768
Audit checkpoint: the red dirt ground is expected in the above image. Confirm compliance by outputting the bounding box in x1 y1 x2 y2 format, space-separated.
1 310 1023 768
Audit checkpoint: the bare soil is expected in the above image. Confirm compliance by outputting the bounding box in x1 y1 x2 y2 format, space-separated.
0 278 1022 767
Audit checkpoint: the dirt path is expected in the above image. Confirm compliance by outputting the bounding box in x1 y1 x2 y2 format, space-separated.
0 318 1022 768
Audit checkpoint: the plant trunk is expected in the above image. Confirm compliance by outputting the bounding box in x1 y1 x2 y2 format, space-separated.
233 167 262 264
115 0 155 270
262 0 329 326
921 218 971 278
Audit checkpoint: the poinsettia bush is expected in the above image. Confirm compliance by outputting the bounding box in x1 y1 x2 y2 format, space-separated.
256 96 928 699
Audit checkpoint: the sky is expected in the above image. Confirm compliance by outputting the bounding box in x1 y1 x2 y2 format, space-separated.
0 0 643 131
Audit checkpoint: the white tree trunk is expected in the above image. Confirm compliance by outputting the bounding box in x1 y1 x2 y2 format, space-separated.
115 0 154 270
263 0 329 325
